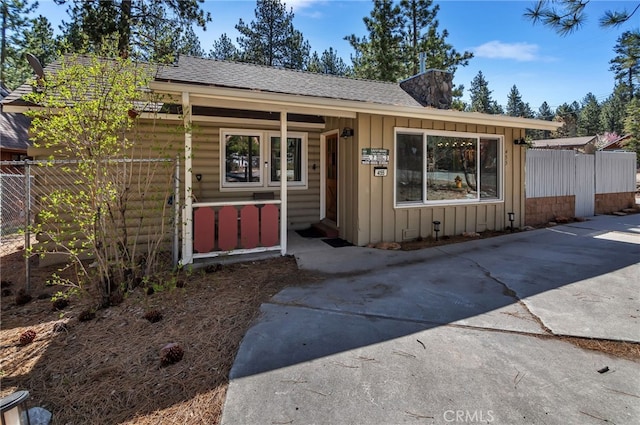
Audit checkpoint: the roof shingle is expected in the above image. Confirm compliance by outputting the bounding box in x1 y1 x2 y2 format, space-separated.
156 56 422 108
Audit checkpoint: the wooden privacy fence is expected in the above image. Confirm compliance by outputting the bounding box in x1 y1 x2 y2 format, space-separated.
525 149 637 226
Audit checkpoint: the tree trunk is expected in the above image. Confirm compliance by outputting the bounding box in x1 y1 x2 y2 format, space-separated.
118 0 132 56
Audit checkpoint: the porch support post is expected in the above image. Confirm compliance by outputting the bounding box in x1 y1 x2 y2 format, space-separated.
182 91 194 264
280 111 288 255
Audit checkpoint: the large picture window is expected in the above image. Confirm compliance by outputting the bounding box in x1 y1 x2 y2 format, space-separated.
221 129 307 190
395 129 502 206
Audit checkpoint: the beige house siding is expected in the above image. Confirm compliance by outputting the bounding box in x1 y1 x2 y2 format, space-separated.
350 113 525 246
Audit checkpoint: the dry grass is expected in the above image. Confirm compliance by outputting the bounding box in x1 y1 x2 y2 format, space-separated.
1 250 320 424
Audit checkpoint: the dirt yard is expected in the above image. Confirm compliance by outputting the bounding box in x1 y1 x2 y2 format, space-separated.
0 249 321 424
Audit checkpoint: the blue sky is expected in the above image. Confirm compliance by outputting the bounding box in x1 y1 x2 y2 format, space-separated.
35 1 637 111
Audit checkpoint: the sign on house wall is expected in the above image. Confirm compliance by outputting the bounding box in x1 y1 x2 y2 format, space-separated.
361 148 389 165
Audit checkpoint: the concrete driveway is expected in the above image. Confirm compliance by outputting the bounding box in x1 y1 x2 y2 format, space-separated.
222 215 640 425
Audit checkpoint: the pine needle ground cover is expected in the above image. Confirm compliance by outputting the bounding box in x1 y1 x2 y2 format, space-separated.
1 249 319 424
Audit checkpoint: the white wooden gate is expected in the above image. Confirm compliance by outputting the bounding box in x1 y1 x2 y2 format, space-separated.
574 154 595 217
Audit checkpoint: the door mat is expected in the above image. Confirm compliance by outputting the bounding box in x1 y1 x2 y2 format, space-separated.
296 227 325 238
322 238 353 248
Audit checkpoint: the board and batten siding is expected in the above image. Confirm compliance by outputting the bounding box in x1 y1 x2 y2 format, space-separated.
352 113 523 246
189 120 322 230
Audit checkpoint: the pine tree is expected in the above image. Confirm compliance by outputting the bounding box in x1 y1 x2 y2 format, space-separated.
398 0 472 79
209 33 240 61
553 102 579 138
506 85 527 117
1 0 37 88
600 84 629 135
58 0 210 61
468 71 501 114
236 0 309 69
622 97 640 158
609 30 640 100
577 93 602 136
307 47 350 76
531 101 555 139
525 0 639 34
345 0 405 81
282 21 310 69
4 15 61 88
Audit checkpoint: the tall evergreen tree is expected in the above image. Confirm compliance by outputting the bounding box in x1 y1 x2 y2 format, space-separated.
209 33 239 61
1 0 37 88
506 85 528 117
600 84 629 135
58 0 210 61
282 21 310 69
345 0 405 81
307 47 350 76
398 0 472 79
532 101 555 139
468 71 501 114
553 102 579 137
622 97 640 159
609 30 640 100
235 0 309 69
5 15 61 88
577 93 602 136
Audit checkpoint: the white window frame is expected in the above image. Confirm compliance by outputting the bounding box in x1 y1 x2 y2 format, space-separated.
220 128 308 191
267 131 308 188
394 127 504 208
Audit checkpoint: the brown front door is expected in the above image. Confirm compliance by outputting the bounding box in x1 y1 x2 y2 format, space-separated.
325 134 338 222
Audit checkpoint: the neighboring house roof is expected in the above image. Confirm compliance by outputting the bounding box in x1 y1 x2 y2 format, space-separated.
1 82 32 152
600 134 630 150
0 111 31 152
532 135 597 149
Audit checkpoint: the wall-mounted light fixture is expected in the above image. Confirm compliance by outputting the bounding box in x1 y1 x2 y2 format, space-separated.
433 220 441 241
341 127 354 138
195 174 202 182
514 138 527 145
508 212 515 232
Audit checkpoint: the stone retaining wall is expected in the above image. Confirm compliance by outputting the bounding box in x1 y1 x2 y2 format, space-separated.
525 195 575 226
595 192 636 215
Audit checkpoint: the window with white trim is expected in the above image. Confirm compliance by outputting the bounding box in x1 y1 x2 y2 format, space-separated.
395 129 502 206
221 129 307 190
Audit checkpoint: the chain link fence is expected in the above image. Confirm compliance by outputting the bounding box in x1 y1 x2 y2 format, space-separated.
0 158 180 292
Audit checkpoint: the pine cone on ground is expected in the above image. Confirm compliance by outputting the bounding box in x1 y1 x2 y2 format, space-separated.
143 310 163 323
78 309 96 322
160 342 184 365
19 329 36 345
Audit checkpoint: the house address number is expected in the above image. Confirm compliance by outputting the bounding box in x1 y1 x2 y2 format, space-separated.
361 148 389 165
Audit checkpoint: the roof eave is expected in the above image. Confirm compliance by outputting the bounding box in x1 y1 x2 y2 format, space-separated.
150 80 563 131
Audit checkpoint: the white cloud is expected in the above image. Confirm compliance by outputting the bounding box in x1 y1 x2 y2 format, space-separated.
473 40 541 62
286 0 326 18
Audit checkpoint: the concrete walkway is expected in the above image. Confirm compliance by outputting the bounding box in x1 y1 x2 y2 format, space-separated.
222 215 640 425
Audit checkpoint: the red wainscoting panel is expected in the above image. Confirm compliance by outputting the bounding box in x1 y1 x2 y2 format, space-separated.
193 207 215 253
218 205 238 251
261 204 279 247
240 205 259 249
